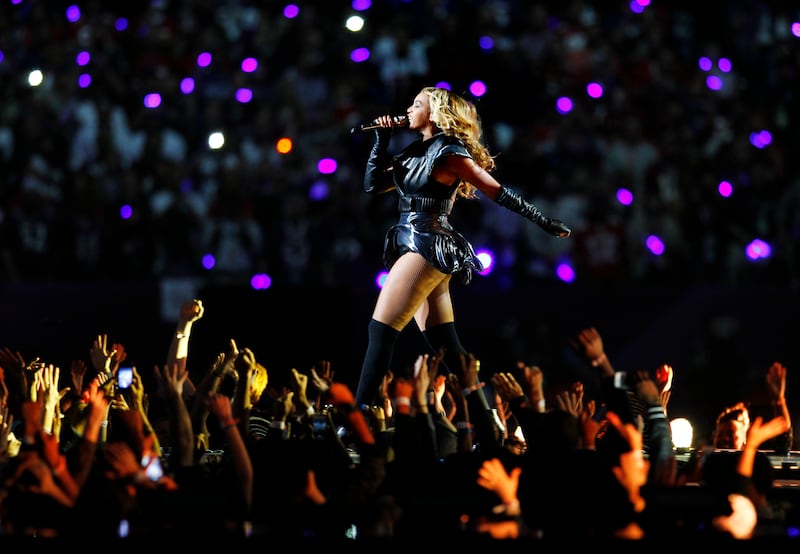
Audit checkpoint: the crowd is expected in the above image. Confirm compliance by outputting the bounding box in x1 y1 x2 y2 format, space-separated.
0 1 797 290
0 297 795 546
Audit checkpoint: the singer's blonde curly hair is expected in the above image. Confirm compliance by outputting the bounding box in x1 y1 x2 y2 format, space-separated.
422 86 496 199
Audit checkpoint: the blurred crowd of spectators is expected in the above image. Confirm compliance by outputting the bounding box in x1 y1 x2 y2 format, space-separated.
0 0 798 290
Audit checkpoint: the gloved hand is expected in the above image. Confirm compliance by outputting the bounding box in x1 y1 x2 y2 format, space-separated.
495 186 572 238
540 217 571 238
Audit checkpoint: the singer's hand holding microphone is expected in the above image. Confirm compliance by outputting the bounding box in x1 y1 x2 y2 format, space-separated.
351 114 408 134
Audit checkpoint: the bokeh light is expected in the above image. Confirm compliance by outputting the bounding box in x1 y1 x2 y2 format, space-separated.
309 180 330 202
197 52 212 68
586 82 603 98
241 58 258 72
27 69 43 87
180 78 195 94
276 137 293 154
250 273 273 290
646 235 665 256
283 4 300 18
143 93 162 108
616 188 634 206
745 239 771 260
235 88 253 103
346 15 365 32
556 97 573 114
66 4 81 23
318 158 337 174
706 75 723 90
670 418 693 449
750 130 772 149
208 131 225 150
468 81 487 97
698 57 713 71
475 249 495 276
556 262 576 283
351 48 370 63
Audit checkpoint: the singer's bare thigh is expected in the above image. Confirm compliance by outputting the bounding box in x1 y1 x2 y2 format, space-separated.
414 277 454 331
372 252 449 331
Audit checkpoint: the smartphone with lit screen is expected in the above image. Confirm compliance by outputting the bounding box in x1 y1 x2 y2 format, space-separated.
117 366 133 389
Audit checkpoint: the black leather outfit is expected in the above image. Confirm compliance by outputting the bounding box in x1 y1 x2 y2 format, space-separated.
368 132 483 285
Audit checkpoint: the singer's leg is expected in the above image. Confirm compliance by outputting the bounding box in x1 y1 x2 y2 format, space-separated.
355 253 447 406
413 277 461 374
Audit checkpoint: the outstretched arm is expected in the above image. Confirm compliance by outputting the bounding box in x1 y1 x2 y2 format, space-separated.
441 154 571 237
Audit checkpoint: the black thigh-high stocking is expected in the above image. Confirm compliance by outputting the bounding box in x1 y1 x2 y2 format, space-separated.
423 322 466 376
355 319 400 407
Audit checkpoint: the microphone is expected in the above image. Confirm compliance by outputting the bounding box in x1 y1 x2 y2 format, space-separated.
350 114 408 134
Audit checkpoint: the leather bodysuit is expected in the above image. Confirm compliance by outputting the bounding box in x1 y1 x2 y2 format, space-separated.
378 133 483 284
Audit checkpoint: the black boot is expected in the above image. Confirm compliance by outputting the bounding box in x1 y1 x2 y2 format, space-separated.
355 319 400 407
423 322 467 376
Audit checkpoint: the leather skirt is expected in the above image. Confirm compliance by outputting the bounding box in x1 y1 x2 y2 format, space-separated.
383 211 482 285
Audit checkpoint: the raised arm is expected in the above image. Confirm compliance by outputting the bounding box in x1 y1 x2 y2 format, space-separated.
165 298 204 396
765 361 792 452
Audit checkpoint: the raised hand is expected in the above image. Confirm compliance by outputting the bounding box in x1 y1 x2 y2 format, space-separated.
554 381 584 418
309 360 333 409
309 366 330 398
412 353 431 408
579 398 603 450
109 341 127 374
179 298 205 325
234 347 256 380
746 414 791 450
606 410 648 515
766 361 787 403
160 362 188 397
273 391 294 422
89 334 116 376
40 364 67 435
570 327 613 376
491 372 526 404
69 359 88 398
456 352 483 392
129 366 146 409
476 457 522 508
0 347 30 376
218 338 240 381
206 391 234 425
0 347 43 402
432 373 454 420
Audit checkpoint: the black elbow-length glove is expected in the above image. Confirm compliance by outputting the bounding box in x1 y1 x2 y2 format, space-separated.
495 186 572 237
